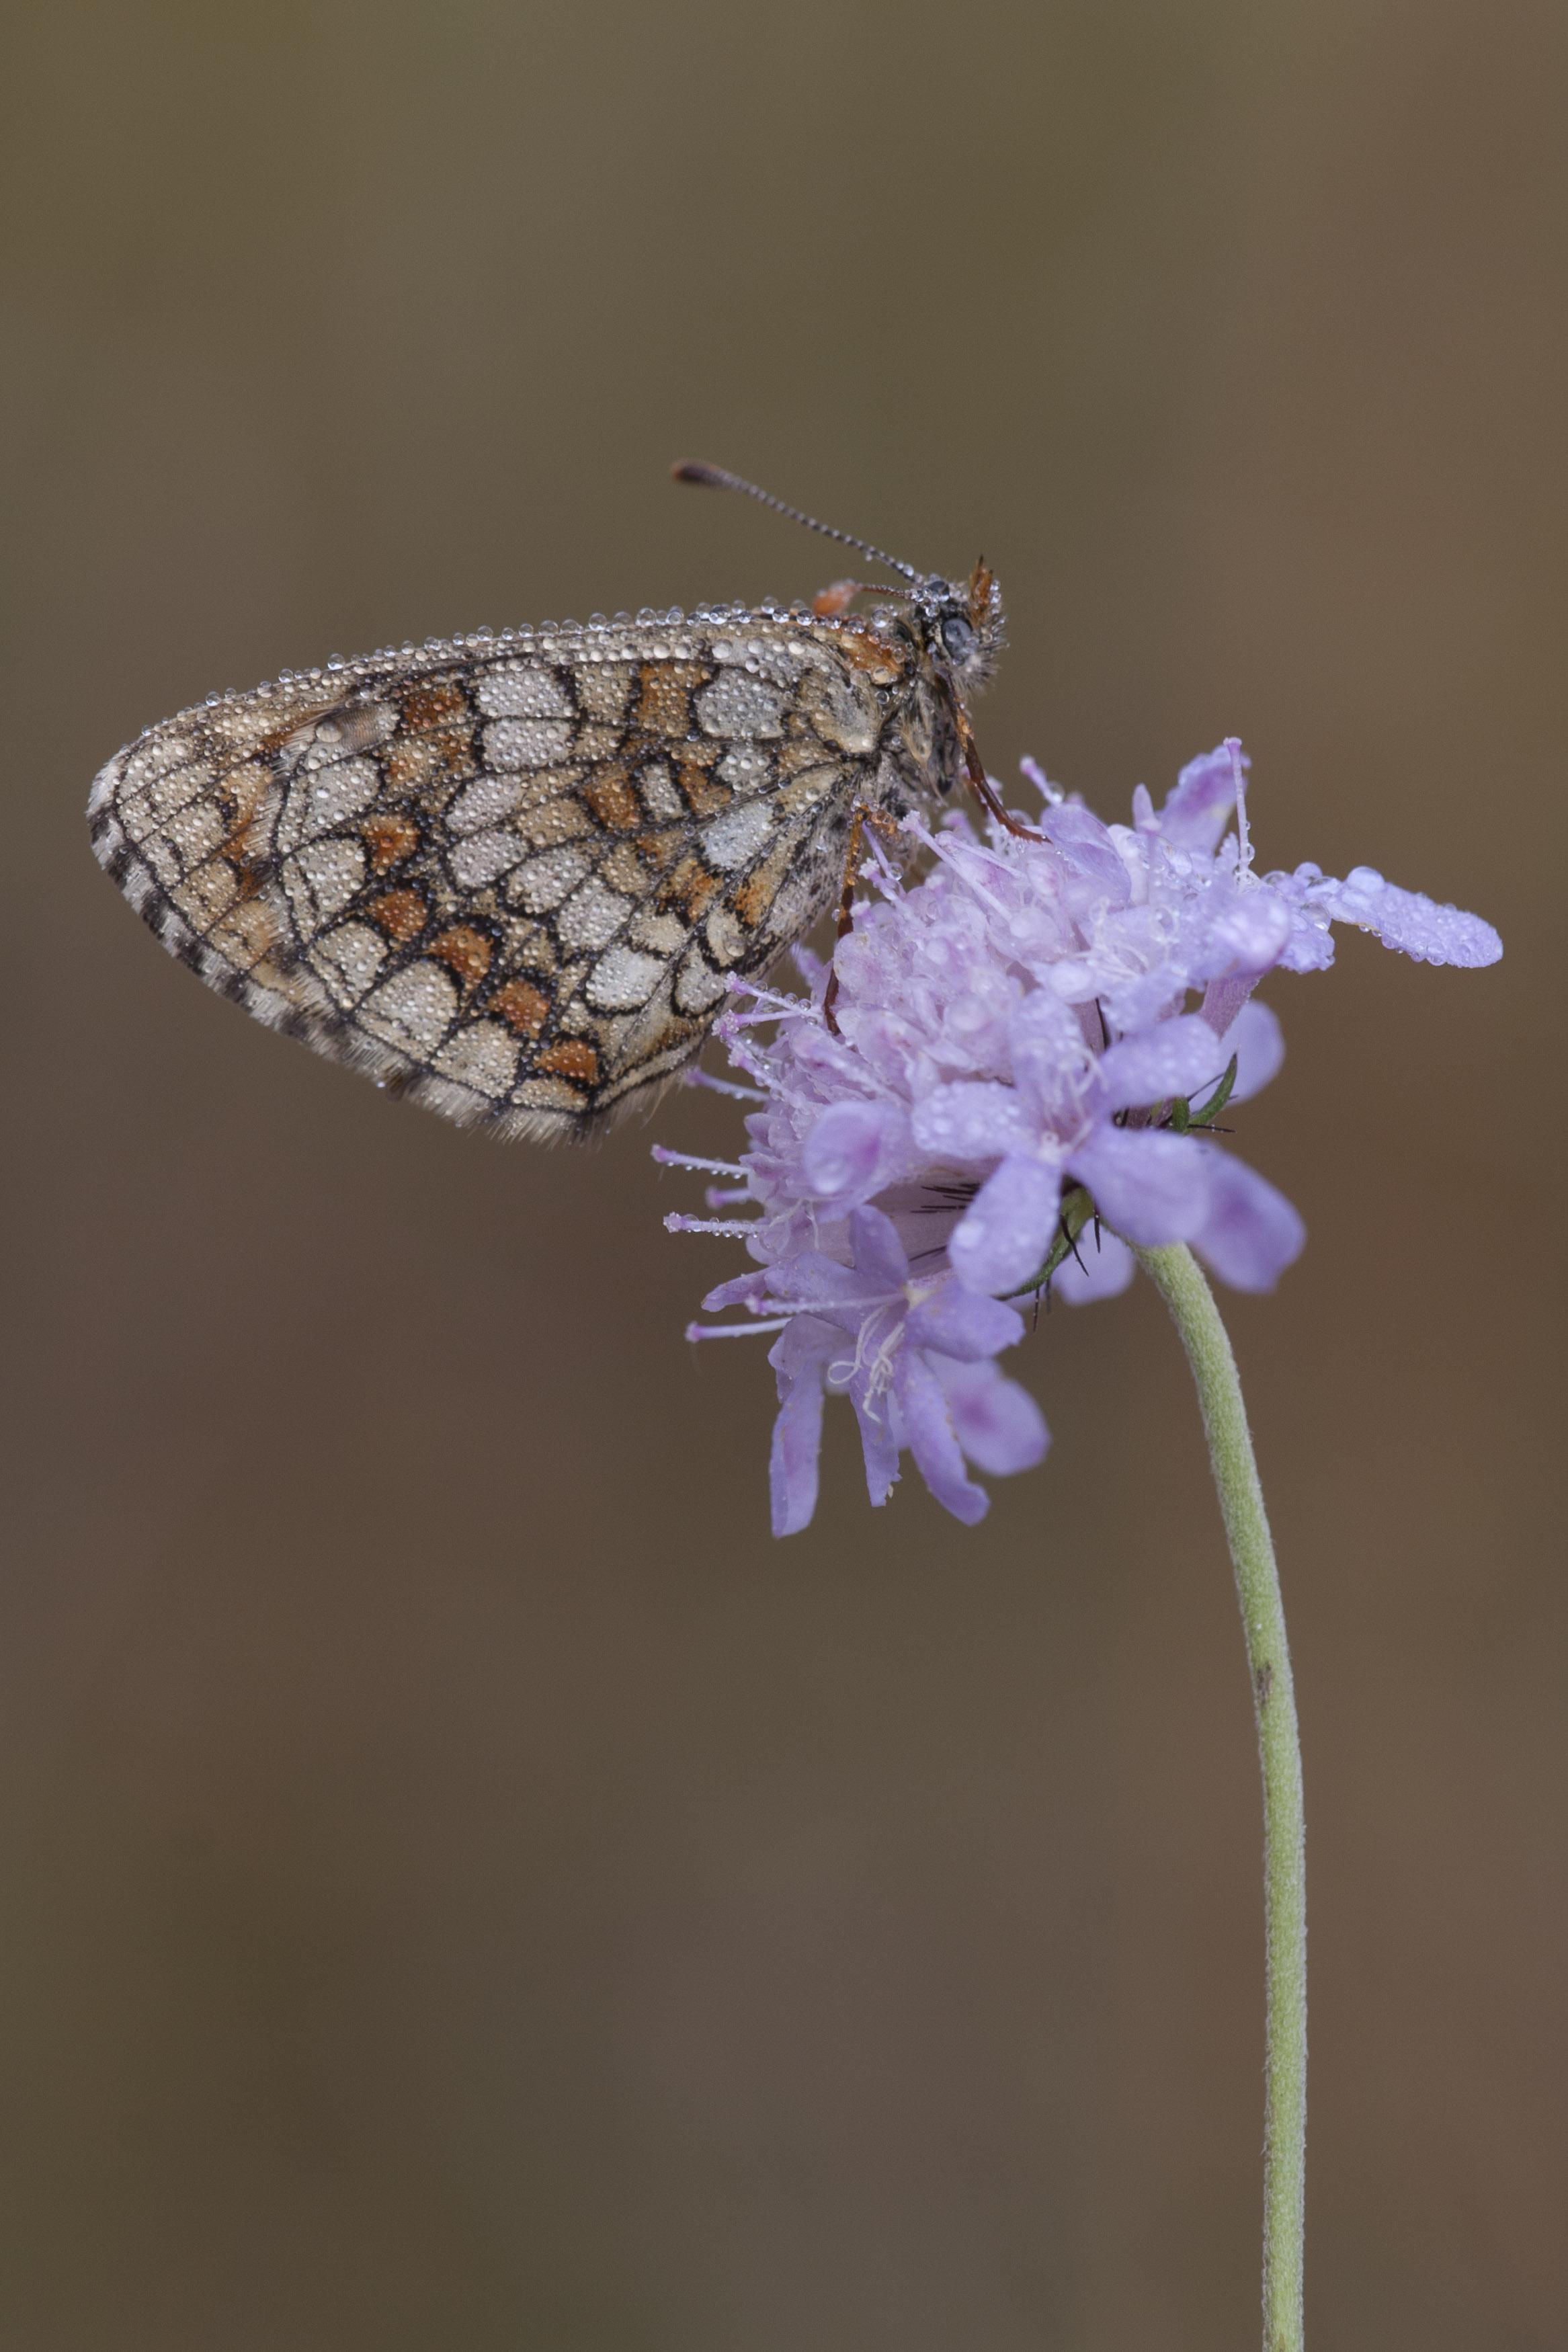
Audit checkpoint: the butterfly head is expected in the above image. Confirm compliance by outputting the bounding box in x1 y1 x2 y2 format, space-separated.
907 558 1005 693
672 463 1005 691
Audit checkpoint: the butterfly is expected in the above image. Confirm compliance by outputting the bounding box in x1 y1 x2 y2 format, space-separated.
86 464 1011 1140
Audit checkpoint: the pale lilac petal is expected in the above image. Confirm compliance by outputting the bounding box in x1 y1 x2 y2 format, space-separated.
1051 1227 1137 1302
1158 743 1241 853
848 1203 910 1293
910 1079 1036 1162
895 1351 990 1524
702 1269 774 1311
802 1098 909 1198
1192 888 1293 980
1267 876 1337 973
1200 973 1260 1037
850 1389 902 1508
934 1356 1050 1475
1191 1150 1305 1291
1313 867 1503 967
765 1248 868 1311
1096 1014 1234 1111
1039 804 1132 903
1227 998 1285 1101
905 1285 1026 1361
790 940 829 993
768 1314 841 1381
1067 1125 1210 1245
766 1320 835 1536
948 1153 1062 1295
1007 991 1094 1123
1020 754 1064 806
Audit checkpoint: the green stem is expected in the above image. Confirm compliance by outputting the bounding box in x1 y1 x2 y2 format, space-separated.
1132 1242 1307 2352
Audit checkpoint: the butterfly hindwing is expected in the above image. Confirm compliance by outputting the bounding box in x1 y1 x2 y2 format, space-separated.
89 612 924 1138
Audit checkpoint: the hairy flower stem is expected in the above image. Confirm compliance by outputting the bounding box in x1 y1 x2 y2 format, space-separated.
1133 1242 1307 2352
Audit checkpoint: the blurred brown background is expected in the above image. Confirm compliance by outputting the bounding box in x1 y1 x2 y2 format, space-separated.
2 2 1563 2346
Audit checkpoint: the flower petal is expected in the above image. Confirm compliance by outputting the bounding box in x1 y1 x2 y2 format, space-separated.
1067 1124 1210 1244
1096 1014 1235 1112
766 1319 835 1536
905 1283 1026 1361
1157 742 1241 853
933 1356 1050 1475
1192 889 1294 981
765 1248 871 1311
848 1203 911 1293
1191 1149 1305 1291
1227 998 1285 1101
911 1080 1036 1162
802 1098 910 1199
850 1388 903 1509
1007 992 1094 1125
948 1153 1063 1295
1313 868 1503 967
1039 804 1131 903
702 1268 774 1312
895 1350 990 1524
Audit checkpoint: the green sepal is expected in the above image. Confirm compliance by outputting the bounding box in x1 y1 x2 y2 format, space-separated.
1179 1051 1239 1130
1001 1182 1098 1299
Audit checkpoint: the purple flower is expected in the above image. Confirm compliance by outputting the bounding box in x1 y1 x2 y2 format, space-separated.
662 739 1500 1533
700 1205 1048 1535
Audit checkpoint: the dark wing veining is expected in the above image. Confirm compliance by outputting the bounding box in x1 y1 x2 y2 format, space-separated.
88 613 921 1139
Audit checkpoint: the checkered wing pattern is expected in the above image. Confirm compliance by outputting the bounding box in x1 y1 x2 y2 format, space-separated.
87 612 930 1139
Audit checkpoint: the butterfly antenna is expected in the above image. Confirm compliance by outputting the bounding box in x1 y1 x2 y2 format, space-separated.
672 461 921 583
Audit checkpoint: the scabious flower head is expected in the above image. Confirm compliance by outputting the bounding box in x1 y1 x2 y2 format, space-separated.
661 741 1501 1535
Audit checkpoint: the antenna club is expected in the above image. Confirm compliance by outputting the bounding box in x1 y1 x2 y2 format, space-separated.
665 459 919 583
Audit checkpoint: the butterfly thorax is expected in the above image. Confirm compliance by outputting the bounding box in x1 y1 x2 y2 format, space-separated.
848 563 1005 818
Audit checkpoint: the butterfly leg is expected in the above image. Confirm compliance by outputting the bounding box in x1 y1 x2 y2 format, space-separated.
822 801 902 1035
942 682 1044 842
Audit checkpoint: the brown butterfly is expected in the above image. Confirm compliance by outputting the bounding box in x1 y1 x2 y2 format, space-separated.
87 464 1012 1139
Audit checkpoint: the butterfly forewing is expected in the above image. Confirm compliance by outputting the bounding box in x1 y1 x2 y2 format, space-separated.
88 613 927 1138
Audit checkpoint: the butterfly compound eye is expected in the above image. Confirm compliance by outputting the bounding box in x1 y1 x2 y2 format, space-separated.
941 612 977 661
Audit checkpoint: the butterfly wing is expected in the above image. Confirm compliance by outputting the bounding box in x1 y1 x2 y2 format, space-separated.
88 614 918 1139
